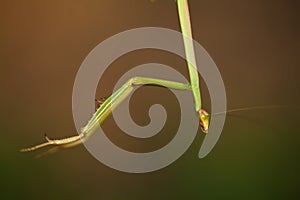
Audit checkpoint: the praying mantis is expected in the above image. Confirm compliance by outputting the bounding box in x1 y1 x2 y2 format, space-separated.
21 0 208 153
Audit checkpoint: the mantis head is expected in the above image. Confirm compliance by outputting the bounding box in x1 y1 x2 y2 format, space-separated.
199 109 210 134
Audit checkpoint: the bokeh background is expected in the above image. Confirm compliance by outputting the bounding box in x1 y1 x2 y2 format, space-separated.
1 0 299 199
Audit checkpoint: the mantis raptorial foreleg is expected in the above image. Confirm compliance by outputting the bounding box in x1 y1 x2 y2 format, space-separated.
20 77 192 152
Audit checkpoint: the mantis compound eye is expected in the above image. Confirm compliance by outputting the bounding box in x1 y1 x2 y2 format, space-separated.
199 109 210 134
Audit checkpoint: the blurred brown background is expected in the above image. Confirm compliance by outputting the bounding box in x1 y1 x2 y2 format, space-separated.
0 0 299 199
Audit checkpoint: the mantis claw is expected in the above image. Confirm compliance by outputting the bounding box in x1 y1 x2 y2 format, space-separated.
44 134 52 143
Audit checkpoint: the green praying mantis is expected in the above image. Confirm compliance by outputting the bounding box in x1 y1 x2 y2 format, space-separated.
20 0 285 153
21 0 208 153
